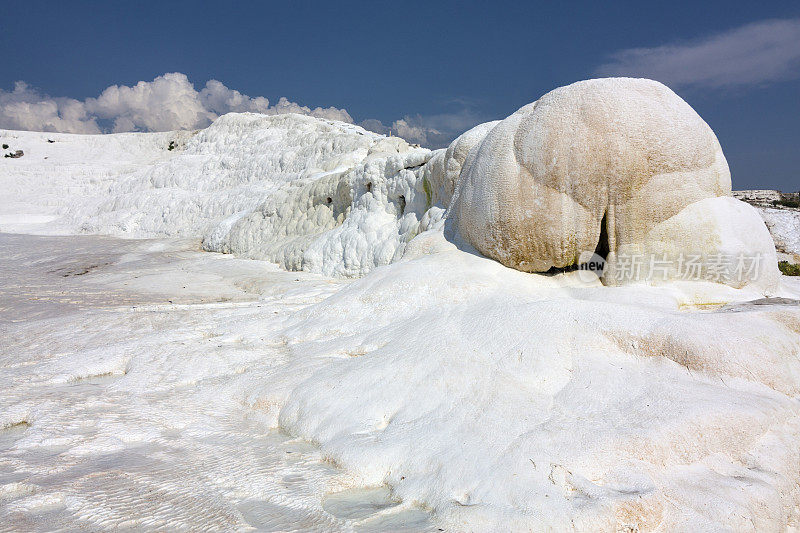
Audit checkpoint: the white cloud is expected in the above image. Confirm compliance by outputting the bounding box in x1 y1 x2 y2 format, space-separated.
199 79 271 115
0 73 354 134
360 105 487 148
267 96 353 123
359 116 434 146
1 72 480 148
392 118 438 146
595 18 800 89
85 73 215 133
0 82 101 133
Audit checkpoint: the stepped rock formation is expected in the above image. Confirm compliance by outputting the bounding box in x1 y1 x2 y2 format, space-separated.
1 79 783 289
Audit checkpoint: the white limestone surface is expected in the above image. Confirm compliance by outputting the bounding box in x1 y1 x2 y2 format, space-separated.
3 80 800 531
448 78 778 291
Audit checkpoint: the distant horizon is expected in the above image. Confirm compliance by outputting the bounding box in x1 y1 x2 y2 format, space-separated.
2 1 799 190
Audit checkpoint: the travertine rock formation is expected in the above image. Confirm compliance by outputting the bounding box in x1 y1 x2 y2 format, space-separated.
448 78 779 290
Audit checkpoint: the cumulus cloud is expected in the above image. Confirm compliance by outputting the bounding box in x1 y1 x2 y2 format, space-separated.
360 103 488 148
596 18 800 89
0 82 101 133
199 79 271 115
265 96 353 123
392 118 438 146
0 73 353 134
84 73 216 133
1 72 482 148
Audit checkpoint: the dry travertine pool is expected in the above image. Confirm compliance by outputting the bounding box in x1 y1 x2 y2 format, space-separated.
0 233 435 532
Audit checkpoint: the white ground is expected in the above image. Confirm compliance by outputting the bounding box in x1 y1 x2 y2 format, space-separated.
758 207 800 262
0 234 434 531
2 117 800 531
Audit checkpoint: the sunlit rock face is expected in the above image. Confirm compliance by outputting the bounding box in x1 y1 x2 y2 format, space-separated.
421 120 500 208
448 78 779 290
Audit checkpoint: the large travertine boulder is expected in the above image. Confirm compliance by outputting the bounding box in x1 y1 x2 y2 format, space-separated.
422 120 500 208
449 78 779 290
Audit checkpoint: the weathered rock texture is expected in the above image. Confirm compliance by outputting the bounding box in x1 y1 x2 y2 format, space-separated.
735 190 800 263
448 78 779 290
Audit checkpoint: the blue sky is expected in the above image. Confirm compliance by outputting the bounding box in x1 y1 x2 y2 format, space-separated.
2 0 799 190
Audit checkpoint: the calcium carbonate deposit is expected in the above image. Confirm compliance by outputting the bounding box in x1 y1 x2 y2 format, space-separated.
734 190 800 263
2 78 800 531
448 78 778 291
